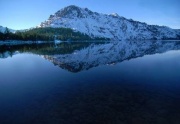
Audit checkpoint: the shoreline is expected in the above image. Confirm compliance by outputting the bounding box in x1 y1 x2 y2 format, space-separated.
0 40 110 46
0 40 53 46
1 39 180 46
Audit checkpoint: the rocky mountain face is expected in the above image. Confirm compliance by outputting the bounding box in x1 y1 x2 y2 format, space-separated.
43 40 180 72
38 5 180 40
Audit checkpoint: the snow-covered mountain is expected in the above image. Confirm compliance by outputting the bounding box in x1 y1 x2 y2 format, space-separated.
0 26 16 33
43 40 180 72
38 5 180 40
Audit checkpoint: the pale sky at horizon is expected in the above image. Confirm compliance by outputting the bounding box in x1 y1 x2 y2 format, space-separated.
0 0 179 30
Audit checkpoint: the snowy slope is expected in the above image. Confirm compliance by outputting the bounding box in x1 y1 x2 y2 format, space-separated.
38 5 180 40
43 40 180 72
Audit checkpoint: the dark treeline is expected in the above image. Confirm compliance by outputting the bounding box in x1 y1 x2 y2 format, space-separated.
0 27 109 41
0 42 107 58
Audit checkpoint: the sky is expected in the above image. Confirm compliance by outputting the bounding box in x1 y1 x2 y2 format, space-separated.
0 0 179 30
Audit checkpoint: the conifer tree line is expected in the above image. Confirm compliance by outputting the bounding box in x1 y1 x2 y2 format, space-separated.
0 27 107 41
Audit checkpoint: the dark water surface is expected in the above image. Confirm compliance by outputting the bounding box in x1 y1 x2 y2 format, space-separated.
0 41 180 124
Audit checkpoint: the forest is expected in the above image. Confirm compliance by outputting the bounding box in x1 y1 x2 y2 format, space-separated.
0 27 108 41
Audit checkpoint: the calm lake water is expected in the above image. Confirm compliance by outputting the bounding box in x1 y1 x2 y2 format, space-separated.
0 40 180 124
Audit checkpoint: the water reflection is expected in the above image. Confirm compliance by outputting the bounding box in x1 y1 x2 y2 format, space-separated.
0 40 180 124
0 42 105 58
44 40 180 72
1 40 180 72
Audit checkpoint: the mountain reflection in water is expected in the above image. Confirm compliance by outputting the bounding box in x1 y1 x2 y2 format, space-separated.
0 40 180 124
1 40 180 72
42 40 180 72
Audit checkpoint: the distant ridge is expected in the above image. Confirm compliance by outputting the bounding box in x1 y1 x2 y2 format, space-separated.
0 25 16 33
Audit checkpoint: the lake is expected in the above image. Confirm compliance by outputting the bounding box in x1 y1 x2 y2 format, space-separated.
0 40 180 124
